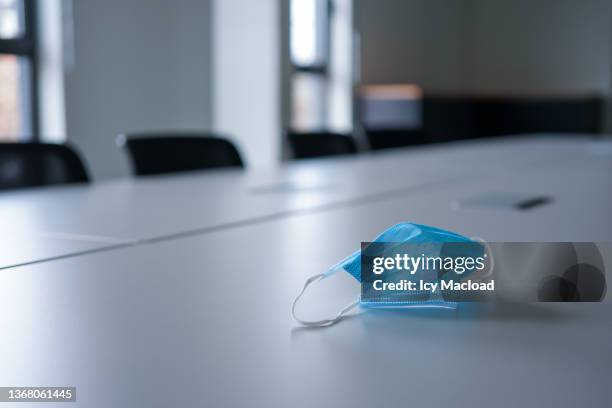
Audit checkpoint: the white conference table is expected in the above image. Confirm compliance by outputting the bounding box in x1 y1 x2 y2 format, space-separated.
0 134 611 407
0 134 607 269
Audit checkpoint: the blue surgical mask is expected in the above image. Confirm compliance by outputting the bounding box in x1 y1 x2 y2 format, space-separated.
292 222 486 326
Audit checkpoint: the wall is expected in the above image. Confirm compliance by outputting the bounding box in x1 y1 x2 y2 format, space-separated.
212 0 282 169
63 0 212 180
467 0 611 95
356 0 612 121
355 0 470 91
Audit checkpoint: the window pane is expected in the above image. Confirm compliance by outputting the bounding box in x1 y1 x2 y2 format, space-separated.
290 0 328 67
0 54 31 141
0 0 24 39
291 71 328 131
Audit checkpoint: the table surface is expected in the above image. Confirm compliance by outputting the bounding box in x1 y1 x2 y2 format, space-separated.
0 231 129 270
1 134 607 269
1 135 611 407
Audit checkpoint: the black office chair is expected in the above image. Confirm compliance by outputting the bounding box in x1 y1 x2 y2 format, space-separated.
118 132 244 176
0 142 90 191
365 129 428 150
288 131 357 159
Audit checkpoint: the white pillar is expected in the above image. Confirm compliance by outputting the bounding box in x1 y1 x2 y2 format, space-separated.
212 0 283 169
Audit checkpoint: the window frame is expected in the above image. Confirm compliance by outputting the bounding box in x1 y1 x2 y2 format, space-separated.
0 0 39 139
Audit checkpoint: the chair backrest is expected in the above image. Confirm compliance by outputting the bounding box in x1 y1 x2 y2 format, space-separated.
118 133 244 176
0 142 90 191
288 132 357 159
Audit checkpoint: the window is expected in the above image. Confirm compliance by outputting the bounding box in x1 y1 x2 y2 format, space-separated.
290 0 329 70
0 0 37 141
290 0 330 131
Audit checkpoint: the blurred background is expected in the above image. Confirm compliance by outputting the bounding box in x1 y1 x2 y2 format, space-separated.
0 0 610 180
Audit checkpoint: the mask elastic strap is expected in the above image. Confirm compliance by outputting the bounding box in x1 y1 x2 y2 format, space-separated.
291 273 360 327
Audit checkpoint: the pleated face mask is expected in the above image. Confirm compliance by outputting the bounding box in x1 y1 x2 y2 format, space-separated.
292 222 489 326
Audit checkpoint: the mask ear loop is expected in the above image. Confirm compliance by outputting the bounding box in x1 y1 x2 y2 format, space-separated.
292 273 360 327
471 237 495 279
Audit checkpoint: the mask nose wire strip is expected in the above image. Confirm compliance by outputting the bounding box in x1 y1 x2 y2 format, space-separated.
292 273 360 327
